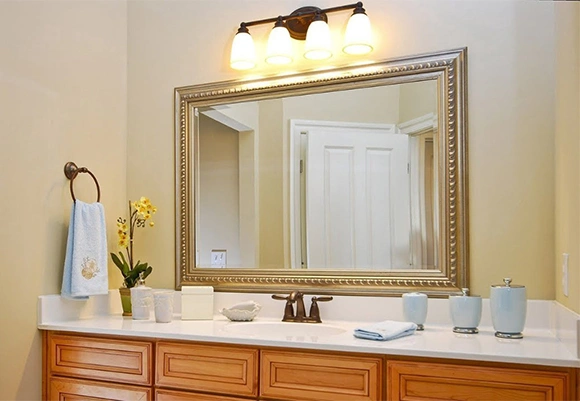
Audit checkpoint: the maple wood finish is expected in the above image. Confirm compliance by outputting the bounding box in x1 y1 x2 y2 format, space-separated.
261 349 383 401
388 360 574 401
156 341 259 398
155 388 252 400
43 331 578 401
47 332 152 385
49 377 150 401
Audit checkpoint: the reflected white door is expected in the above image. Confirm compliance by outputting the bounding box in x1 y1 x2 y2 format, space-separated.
305 125 410 269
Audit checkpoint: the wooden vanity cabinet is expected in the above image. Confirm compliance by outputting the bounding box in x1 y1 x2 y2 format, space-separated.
48 376 151 401
260 349 383 401
44 332 153 400
155 341 258 398
155 388 252 401
387 359 576 401
43 331 577 401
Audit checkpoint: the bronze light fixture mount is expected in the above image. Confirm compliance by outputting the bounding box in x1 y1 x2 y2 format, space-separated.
285 6 328 40
237 2 364 41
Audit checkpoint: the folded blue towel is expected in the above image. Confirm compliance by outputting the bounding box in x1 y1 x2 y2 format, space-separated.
61 200 108 299
354 320 417 341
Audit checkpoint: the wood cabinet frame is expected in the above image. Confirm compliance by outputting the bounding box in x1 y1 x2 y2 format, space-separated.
42 331 578 401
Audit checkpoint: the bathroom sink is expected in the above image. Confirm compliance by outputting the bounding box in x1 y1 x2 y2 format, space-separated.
222 321 347 338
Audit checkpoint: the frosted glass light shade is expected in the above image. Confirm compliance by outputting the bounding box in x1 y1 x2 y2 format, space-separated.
266 25 293 65
230 30 256 70
343 12 373 55
304 19 332 60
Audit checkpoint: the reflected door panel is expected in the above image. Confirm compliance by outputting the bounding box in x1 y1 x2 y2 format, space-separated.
305 124 410 270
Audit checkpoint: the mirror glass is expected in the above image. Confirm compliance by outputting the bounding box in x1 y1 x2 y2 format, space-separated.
176 48 468 296
196 81 439 271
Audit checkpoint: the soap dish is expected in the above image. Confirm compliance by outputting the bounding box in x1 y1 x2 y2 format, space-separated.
220 300 262 321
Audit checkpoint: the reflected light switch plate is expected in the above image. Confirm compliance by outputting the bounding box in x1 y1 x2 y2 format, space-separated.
562 253 569 297
211 250 227 268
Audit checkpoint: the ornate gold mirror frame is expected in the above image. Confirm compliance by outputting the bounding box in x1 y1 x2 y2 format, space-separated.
175 48 468 296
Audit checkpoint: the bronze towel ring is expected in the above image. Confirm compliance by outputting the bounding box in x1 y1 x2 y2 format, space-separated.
64 161 101 202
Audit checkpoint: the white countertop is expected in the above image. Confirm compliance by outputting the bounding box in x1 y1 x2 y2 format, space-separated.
37 292 580 368
37 314 578 368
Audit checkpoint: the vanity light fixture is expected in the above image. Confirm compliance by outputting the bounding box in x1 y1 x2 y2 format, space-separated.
230 2 373 70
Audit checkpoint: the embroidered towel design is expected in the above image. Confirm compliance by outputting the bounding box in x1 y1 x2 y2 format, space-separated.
353 320 417 341
61 200 108 299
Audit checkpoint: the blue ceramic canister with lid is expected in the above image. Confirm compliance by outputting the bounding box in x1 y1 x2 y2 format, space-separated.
490 278 527 339
449 288 482 334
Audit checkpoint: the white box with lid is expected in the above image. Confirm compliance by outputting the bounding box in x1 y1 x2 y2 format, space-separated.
181 286 214 320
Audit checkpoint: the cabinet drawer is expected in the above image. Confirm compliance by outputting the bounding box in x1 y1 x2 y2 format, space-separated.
387 360 572 401
261 349 383 401
48 332 152 385
156 341 258 397
48 377 150 401
156 388 253 400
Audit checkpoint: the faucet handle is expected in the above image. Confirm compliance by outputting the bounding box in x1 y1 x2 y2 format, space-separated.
272 294 297 321
312 296 333 303
308 296 333 323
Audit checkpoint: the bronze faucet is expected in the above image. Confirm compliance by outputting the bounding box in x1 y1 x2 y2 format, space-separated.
272 291 333 323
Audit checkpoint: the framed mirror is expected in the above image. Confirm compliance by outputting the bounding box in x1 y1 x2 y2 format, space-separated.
175 48 468 296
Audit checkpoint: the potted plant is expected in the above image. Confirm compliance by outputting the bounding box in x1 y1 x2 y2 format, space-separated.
111 196 157 316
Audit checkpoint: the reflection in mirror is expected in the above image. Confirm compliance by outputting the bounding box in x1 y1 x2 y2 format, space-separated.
175 48 468 296
195 81 439 271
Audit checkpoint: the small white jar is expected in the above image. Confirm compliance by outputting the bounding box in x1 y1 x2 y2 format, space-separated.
153 290 175 323
402 292 428 330
449 288 482 334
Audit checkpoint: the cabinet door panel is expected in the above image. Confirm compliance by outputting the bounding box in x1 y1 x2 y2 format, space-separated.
388 360 570 401
48 332 152 385
261 349 382 401
156 342 258 397
156 388 253 400
49 377 150 401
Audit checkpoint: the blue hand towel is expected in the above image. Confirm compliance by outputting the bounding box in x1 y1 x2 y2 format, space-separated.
354 320 417 341
61 200 109 299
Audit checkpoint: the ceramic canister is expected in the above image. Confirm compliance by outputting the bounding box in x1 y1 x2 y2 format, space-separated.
490 278 527 339
402 292 428 330
449 288 482 334
130 275 153 320
153 290 175 323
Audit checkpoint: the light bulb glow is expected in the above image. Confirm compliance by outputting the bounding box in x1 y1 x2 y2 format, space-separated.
343 12 373 55
304 19 332 61
230 30 256 70
266 25 293 65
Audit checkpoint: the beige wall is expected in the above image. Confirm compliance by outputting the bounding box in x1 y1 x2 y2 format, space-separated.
555 3 580 313
0 1 128 400
257 100 286 268
399 81 438 123
128 0 564 301
198 115 240 267
283 85 401 124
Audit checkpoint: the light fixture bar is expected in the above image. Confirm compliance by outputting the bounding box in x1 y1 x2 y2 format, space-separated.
239 2 361 30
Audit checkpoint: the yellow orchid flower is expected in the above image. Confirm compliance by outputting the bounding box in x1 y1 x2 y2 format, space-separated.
112 196 158 288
